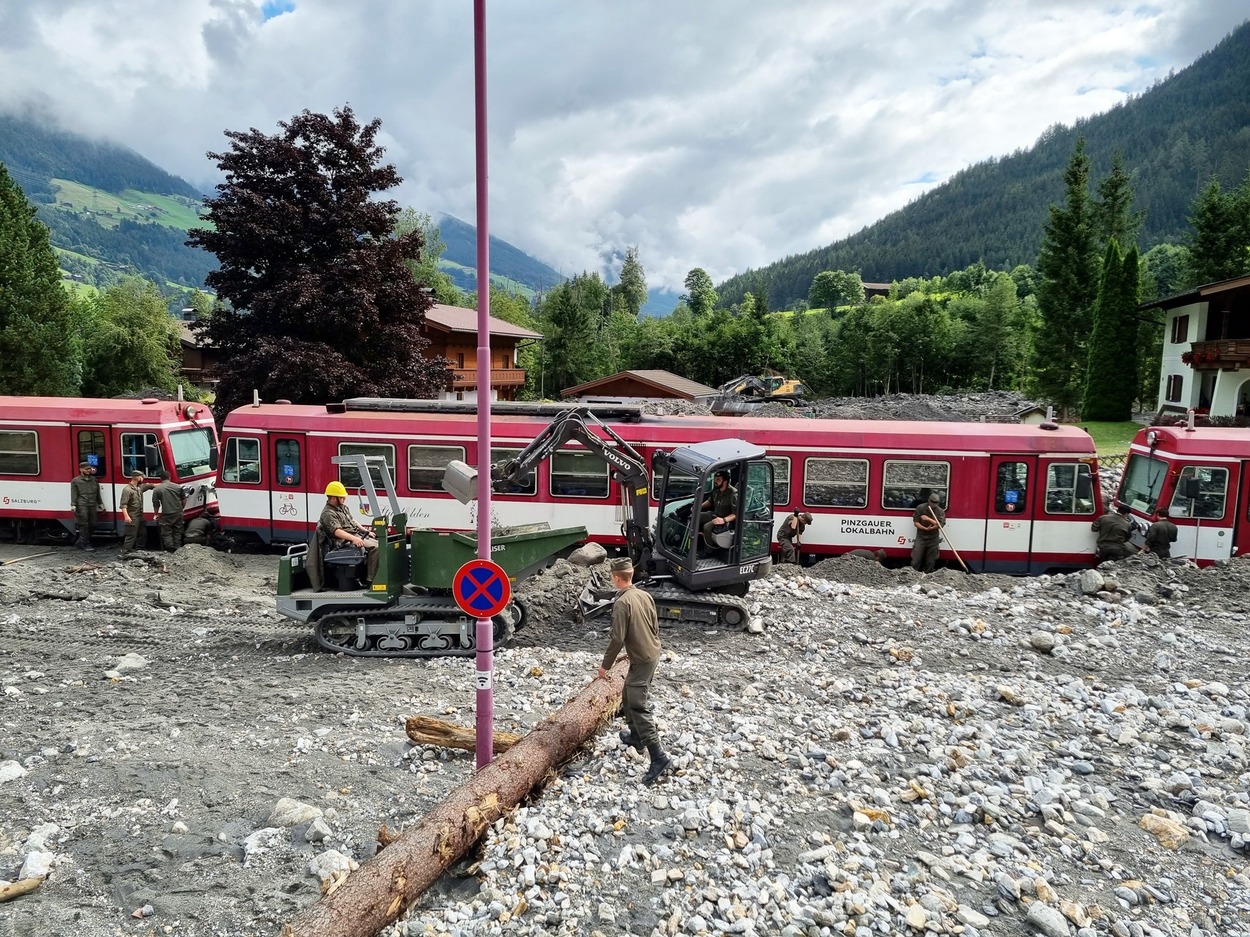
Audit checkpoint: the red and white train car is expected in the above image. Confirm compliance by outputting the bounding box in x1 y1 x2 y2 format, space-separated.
0 396 219 542
216 399 1103 574
1117 422 1250 564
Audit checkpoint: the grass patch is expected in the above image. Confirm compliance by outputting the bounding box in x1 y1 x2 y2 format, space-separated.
49 178 203 230
1072 420 1141 456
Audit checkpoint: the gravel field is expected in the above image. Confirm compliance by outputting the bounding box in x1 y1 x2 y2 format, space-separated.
1 539 1248 937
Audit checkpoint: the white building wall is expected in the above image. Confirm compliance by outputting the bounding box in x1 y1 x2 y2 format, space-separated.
1158 301 1206 413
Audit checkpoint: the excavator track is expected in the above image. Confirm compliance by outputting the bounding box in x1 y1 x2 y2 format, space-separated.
643 582 750 628
312 600 521 658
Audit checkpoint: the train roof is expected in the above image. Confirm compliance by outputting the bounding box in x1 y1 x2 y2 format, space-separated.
1132 423 1250 457
0 395 213 425
223 401 1098 455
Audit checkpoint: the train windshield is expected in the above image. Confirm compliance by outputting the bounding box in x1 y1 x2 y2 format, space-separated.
169 428 215 479
1118 454 1167 512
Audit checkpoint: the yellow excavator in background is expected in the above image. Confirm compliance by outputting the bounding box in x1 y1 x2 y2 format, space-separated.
709 371 809 415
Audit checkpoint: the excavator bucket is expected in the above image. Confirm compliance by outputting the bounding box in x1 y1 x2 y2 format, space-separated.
576 568 618 621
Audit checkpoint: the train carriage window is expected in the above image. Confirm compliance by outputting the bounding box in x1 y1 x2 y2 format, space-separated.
338 443 396 490
995 462 1029 514
169 428 214 478
881 460 948 510
121 433 159 476
1044 462 1095 515
77 430 106 478
767 456 791 505
804 457 869 508
1169 465 1228 519
275 439 301 487
223 437 262 484
409 444 466 492
0 431 39 475
492 447 537 496
550 450 610 499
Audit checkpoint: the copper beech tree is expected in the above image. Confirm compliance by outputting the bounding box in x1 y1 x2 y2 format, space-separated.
188 106 448 417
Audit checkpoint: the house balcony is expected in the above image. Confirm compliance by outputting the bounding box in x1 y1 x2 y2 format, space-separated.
450 367 528 389
1183 340 1250 370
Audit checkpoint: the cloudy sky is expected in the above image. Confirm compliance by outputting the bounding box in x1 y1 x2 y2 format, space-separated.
0 1 1246 292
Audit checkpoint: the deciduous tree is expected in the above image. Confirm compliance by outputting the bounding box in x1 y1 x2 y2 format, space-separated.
188 106 448 417
0 164 81 395
682 268 717 317
80 276 181 397
808 270 865 310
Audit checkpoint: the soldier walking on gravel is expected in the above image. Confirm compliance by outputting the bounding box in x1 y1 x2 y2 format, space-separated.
70 460 104 552
151 470 186 552
597 557 672 786
118 471 156 556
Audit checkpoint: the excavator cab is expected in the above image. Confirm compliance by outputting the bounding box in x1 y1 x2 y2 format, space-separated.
651 440 775 594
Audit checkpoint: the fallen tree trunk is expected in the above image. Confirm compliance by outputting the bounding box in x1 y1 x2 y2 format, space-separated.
284 659 628 937
0 876 45 902
405 715 521 754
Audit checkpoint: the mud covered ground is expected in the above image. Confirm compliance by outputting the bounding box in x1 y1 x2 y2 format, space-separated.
1 539 1248 937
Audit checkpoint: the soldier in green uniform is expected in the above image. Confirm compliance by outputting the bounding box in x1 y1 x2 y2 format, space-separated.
911 492 945 573
118 471 156 557
1091 503 1139 561
151 470 186 553
69 461 104 552
598 557 671 786
698 470 738 548
1143 509 1179 559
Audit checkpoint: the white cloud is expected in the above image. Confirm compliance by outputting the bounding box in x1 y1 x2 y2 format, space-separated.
0 0 1245 292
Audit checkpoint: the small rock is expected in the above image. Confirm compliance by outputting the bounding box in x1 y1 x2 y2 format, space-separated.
0 761 29 784
1026 901 1071 937
1138 813 1189 850
268 797 323 827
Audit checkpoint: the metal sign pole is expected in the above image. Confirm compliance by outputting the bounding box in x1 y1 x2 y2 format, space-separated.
473 0 494 771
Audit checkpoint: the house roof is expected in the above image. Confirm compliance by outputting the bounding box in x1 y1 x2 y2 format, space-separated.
424 303 542 340
561 370 719 400
1138 275 1250 312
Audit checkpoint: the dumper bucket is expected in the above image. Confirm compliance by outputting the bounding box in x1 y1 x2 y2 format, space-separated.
410 523 587 590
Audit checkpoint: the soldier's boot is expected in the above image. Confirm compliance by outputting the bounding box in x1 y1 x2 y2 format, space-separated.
642 743 672 786
619 729 643 752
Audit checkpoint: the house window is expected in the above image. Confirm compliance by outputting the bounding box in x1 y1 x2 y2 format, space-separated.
1170 314 1189 345
0 430 39 475
457 352 465 368
408 445 466 491
1165 374 1183 403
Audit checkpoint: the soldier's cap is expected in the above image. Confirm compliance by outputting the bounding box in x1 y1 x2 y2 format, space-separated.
79 460 92 468
130 470 144 479
928 492 941 503
1116 502 1131 514
608 557 634 574
800 512 813 524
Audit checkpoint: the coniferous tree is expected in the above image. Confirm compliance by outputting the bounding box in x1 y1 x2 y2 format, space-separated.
0 164 81 395
187 106 448 417
1188 177 1250 283
1081 240 1140 421
1034 139 1098 416
615 246 648 318
1093 150 1143 251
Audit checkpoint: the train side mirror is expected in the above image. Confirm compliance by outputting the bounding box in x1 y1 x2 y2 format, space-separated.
144 444 161 473
209 445 219 472
442 460 479 504
1181 477 1201 499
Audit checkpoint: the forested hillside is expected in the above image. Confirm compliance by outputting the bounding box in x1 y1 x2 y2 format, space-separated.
719 22 1250 308
437 214 564 297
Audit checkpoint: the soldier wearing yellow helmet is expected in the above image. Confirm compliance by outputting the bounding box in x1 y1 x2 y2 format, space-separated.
319 480 379 583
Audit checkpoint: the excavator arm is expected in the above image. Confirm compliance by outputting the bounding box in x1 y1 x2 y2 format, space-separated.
448 409 657 573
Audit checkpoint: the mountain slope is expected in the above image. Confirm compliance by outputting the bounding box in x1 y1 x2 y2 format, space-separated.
436 214 564 297
718 21 1250 308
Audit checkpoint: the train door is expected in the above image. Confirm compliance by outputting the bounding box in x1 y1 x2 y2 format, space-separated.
270 433 308 537
1236 463 1250 559
72 424 114 531
984 455 1037 573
